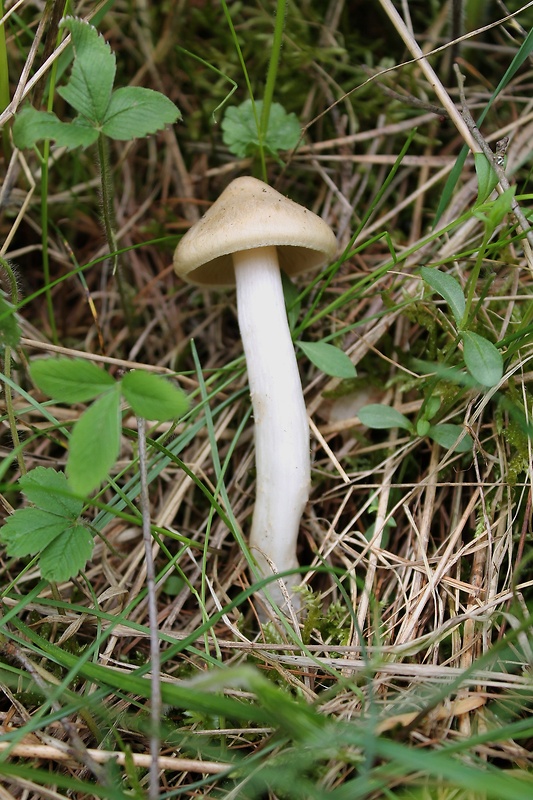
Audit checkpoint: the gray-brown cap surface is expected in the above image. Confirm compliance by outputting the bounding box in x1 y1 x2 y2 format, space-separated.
173 176 337 287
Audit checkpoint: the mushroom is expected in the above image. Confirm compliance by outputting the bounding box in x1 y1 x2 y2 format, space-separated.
173 177 336 612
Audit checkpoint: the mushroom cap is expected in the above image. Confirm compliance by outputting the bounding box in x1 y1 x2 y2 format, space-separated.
173 176 337 287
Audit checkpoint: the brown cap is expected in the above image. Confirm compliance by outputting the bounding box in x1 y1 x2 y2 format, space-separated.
173 176 337 287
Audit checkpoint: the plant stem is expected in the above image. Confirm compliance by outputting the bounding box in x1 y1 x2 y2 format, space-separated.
454 64 533 256
460 227 491 330
234 247 309 613
40 142 58 344
97 133 119 276
0 258 25 476
137 416 162 800
379 0 479 152
0 0 11 159
220 0 268 180
96 133 135 331
260 0 287 153
39 5 65 345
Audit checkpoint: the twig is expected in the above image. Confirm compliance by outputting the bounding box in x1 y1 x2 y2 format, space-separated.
378 0 480 153
454 63 533 260
137 416 162 800
0 741 230 774
360 64 448 117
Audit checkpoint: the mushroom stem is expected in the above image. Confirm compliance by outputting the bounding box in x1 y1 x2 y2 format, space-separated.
233 246 310 610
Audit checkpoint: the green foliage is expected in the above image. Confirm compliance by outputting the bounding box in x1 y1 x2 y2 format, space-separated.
297 339 356 378
30 358 188 495
121 370 189 421
435 25 533 223
222 98 300 159
12 17 181 151
461 330 504 387
67 387 122 495
420 266 465 328
505 417 531 483
30 357 116 403
0 467 93 581
3 5 533 795
474 152 500 204
359 404 412 432
427 423 472 452
473 185 516 233
421 267 504 388
358 403 473 453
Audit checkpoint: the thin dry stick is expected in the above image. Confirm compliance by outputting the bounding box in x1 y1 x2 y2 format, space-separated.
454 63 533 259
377 5 533 262
0 742 229 774
137 416 162 800
378 0 480 153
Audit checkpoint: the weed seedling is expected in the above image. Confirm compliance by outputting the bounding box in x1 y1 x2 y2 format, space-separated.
12 17 181 327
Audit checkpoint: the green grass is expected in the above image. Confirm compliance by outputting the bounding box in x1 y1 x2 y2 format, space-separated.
1 1 533 798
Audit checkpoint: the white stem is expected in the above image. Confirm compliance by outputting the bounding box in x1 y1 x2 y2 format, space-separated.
233 246 310 609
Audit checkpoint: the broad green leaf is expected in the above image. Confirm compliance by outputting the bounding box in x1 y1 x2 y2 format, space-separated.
0 294 21 348
297 340 356 378
67 387 122 494
222 99 300 158
30 357 117 403
1 508 67 555
474 152 499 204
12 107 98 150
462 331 503 387
358 404 412 431
420 267 465 327
428 423 473 453
58 17 116 123
39 524 94 582
121 370 188 421
19 466 82 519
101 87 181 140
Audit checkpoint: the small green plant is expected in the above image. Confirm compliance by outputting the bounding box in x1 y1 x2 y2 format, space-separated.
358 399 473 453
418 153 515 391
12 16 181 333
360 151 518 451
0 467 93 582
13 17 180 151
29 357 188 495
420 264 504 387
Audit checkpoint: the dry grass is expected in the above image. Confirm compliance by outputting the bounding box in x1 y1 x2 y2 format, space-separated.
1 1 533 797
